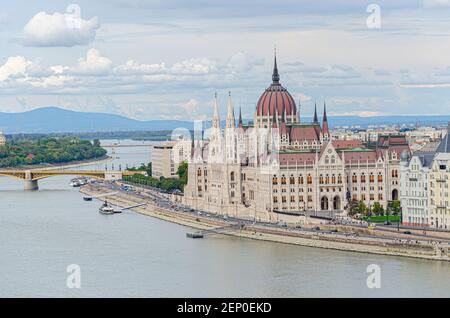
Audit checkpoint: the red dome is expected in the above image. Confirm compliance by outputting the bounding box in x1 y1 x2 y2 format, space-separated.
256 84 297 117
255 54 297 117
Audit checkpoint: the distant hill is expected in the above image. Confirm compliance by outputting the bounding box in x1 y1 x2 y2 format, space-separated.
0 106 449 134
0 107 193 134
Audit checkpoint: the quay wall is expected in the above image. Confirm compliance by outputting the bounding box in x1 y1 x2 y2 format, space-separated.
80 185 450 262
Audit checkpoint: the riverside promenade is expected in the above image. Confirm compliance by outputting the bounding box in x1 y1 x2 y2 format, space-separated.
81 183 450 262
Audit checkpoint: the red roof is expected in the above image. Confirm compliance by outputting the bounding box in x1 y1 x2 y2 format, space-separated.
339 150 378 164
332 140 362 149
278 152 317 165
290 125 320 141
256 85 296 117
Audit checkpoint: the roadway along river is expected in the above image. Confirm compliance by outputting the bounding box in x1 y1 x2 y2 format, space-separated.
0 140 449 297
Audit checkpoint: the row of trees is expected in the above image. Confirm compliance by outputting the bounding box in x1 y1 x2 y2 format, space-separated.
126 162 152 176
348 200 401 216
0 137 107 168
123 162 188 193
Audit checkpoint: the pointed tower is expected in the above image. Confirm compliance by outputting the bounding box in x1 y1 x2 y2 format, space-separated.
313 101 318 124
212 92 220 129
226 91 235 129
238 106 243 128
322 101 330 141
272 47 280 85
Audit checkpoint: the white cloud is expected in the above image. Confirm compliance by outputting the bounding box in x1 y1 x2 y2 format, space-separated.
171 58 216 75
423 0 450 8
0 56 32 81
181 99 199 112
72 49 112 75
114 60 167 75
21 7 99 47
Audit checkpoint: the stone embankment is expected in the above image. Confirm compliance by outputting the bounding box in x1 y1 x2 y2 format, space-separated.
81 184 450 262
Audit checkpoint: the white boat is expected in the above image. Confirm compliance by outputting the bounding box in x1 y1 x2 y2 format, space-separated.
99 202 121 215
70 180 81 187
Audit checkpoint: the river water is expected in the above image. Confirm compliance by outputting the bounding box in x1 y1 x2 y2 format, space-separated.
0 140 449 297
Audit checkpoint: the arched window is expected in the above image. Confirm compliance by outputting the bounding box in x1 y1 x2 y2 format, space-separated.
197 168 202 176
378 173 383 183
272 175 278 185
331 174 336 184
298 175 304 184
230 171 235 182
307 174 312 184
338 174 342 184
325 174 330 184
369 173 374 183
281 175 287 185
290 175 295 185
319 174 324 184
361 173 366 183
352 174 357 183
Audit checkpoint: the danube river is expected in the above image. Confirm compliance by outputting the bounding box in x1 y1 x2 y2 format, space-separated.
0 140 449 297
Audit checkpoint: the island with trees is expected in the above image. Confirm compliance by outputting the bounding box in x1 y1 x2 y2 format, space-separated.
0 137 107 168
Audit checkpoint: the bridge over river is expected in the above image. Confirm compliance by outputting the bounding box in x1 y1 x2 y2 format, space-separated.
0 169 138 190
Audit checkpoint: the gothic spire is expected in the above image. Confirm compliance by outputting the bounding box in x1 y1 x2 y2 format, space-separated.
226 91 235 128
272 47 280 84
238 106 243 128
313 101 318 124
212 92 220 129
322 101 330 136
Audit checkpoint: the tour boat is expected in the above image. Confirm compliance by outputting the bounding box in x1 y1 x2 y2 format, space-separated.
99 202 121 215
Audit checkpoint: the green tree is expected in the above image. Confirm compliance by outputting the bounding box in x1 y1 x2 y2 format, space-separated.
177 161 188 186
358 201 367 215
390 200 401 215
347 200 360 216
372 202 384 216
93 139 101 147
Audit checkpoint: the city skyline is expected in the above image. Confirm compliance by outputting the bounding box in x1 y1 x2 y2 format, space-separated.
1 1 450 121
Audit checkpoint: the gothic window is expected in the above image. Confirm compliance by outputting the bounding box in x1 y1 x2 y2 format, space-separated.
332 174 336 184
298 175 304 184
369 173 375 183
361 173 366 183
378 173 383 183
338 174 342 184
307 174 312 184
319 174 324 184
197 169 202 176
281 175 287 185
230 171 235 182
272 175 278 185
290 175 295 185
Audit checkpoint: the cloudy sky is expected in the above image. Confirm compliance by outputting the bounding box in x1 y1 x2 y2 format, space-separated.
1 0 450 120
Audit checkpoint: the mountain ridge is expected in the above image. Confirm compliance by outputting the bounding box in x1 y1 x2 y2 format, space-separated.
1 106 450 134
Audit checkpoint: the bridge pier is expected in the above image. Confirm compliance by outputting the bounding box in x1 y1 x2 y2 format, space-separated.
24 179 39 191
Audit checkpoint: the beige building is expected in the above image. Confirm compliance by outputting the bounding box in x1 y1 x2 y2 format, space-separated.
430 152 450 229
400 125 450 229
184 56 409 222
0 131 6 146
152 140 191 179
